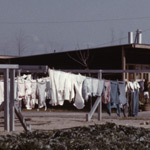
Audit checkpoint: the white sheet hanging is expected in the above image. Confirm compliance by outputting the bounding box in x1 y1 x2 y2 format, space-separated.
0 81 4 105
48 68 86 109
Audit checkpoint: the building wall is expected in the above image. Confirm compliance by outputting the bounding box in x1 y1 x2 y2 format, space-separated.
9 46 123 70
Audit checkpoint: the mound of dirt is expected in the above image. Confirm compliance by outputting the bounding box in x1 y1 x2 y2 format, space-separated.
0 122 150 150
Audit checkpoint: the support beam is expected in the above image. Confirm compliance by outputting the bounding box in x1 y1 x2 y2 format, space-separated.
10 69 15 131
4 68 9 131
15 106 31 132
86 96 101 121
98 70 102 121
122 46 126 81
98 99 102 121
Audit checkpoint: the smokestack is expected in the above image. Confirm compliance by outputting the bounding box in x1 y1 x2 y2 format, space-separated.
128 32 134 44
137 29 142 44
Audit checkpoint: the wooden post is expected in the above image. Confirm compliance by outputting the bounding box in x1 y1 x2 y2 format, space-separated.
122 46 126 81
98 70 102 121
98 97 102 121
10 69 15 131
86 97 102 121
4 68 10 131
17 69 22 112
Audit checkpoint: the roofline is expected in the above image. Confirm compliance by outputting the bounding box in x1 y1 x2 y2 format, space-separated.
130 44 150 49
0 55 17 59
9 43 150 59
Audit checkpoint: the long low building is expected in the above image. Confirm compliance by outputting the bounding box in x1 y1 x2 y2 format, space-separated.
4 43 150 81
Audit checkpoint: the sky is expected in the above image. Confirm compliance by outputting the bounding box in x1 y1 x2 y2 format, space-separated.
0 0 150 56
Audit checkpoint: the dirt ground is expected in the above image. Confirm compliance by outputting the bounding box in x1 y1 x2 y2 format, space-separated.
0 109 150 135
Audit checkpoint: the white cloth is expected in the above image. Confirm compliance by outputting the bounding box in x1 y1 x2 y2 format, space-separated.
0 81 4 105
126 81 140 92
24 78 33 109
25 79 32 98
48 69 75 106
82 77 104 101
17 77 25 100
144 91 149 99
37 79 47 108
57 71 67 103
72 74 86 109
48 68 86 109
62 73 75 102
48 69 57 105
31 79 37 100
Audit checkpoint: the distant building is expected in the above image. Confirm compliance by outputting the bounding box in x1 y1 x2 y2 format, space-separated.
6 44 150 81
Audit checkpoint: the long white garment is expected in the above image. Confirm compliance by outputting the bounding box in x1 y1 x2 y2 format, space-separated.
14 80 18 100
37 79 47 108
73 74 86 109
57 71 67 104
48 69 57 105
48 69 86 108
25 79 32 98
0 81 4 105
31 79 37 100
24 77 33 109
64 73 74 101
53 70 62 105
17 76 25 100
48 69 69 106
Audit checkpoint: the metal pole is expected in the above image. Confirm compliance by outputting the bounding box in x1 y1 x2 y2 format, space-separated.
122 46 126 81
98 70 102 121
17 69 22 112
10 69 15 131
4 68 10 131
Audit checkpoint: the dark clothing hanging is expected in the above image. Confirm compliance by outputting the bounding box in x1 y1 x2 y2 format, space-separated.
107 81 120 116
128 89 139 117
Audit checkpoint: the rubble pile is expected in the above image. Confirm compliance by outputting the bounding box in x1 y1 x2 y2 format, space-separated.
0 122 150 150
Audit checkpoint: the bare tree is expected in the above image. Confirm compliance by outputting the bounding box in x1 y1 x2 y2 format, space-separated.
15 29 31 56
67 43 89 69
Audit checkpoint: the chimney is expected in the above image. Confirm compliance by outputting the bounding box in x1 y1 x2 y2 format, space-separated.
136 29 142 44
128 32 134 44
128 29 142 44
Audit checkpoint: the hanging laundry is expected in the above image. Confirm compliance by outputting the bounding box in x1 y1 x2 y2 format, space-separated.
73 73 86 109
24 75 32 110
31 79 38 105
48 68 87 109
64 73 75 102
82 77 104 102
138 80 144 92
118 81 127 117
0 81 4 105
46 79 51 100
48 69 57 106
57 71 68 105
17 76 25 100
143 79 149 101
102 80 111 104
118 81 127 106
107 81 120 116
126 81 140 117
14 80 18 101
37 78 47 110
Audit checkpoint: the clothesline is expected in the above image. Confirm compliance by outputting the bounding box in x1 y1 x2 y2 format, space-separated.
0 67 146 118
